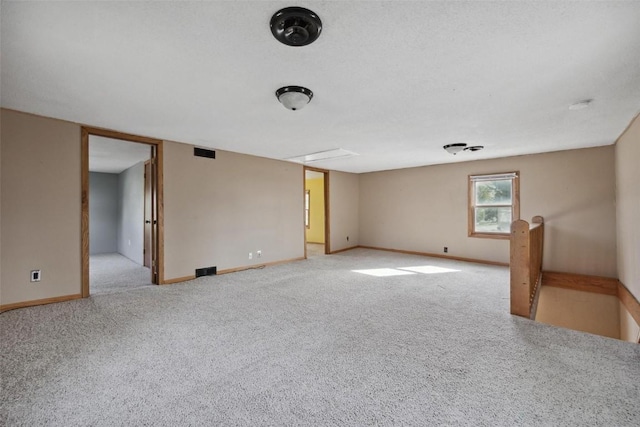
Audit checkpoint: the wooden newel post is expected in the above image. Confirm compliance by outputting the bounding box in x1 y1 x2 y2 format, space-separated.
510 219 531 317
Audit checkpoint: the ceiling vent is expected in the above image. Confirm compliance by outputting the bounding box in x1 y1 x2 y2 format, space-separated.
569 99 593 110
287 148 358 164
270 7 322 46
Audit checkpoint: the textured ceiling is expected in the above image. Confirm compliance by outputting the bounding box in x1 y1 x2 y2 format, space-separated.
2 1 639 173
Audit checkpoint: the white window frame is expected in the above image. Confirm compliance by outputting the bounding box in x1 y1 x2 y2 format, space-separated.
468 172 520 239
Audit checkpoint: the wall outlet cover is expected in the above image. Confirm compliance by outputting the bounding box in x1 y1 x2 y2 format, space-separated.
30 270 41 282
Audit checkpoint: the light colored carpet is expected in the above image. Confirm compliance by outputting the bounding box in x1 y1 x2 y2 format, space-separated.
90 253 152 295
1 248 639 426
306 242 325 257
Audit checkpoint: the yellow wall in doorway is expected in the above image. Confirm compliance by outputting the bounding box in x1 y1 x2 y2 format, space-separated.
306 178 325 244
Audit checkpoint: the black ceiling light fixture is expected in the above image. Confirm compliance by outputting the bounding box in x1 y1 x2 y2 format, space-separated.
443 143 467 155
276 86 313 110
464 146 484 152
443 143 484 155
270 7 322 46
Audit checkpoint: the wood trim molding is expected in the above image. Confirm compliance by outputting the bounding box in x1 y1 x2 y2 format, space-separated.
162 275 197 284
81 128 90 298
468 232 511 240
156 142 165 285
542 271 618 296
0 294 83 313
357 245 509 267
618 281 640 326
329 246 359 255
81 127 165 290
82 126 163 145
303 168 307 259
303 166 330 255
324 171 331 254
217 257 305 275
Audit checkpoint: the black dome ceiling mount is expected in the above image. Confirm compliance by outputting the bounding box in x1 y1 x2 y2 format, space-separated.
270 7 322 47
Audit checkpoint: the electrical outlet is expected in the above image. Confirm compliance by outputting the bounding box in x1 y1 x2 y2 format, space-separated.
257 250 262 258
444 247 448 253
30 270 41 282
248 252 253 260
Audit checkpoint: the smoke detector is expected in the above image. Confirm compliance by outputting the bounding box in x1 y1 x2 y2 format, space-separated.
270 7 322 47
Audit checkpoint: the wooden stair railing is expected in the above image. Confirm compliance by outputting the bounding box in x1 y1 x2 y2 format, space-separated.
510 216 544 318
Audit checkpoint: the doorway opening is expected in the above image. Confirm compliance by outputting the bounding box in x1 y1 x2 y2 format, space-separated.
304 167 329 257
81 128 164 297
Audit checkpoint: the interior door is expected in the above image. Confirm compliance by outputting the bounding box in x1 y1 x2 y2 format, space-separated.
144 160 152 268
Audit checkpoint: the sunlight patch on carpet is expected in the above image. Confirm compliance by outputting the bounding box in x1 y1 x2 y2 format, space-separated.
353 265 460 277
398 265 460 274
352 268 417 277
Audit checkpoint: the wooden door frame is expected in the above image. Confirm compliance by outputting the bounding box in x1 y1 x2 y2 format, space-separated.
81 127 164 297
303 166 330 257
143 159 153 269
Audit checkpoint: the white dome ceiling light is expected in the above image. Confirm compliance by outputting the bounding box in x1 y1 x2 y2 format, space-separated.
443 143 467 155
276 86 313 111
443 143 484 155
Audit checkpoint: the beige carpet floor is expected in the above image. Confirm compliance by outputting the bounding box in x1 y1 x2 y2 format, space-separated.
2 248 639 426
90 252 152 295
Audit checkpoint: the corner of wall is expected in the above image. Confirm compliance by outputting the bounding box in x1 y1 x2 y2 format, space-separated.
328 170 360 252
615 113 640 306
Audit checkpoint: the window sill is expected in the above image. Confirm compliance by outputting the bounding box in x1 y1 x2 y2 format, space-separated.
469 232 510 240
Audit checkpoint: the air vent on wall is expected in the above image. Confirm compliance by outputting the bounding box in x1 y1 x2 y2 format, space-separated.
195 266 217 277
194 147 216 159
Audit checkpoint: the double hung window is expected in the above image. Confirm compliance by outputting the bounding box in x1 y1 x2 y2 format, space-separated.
468 172 519 238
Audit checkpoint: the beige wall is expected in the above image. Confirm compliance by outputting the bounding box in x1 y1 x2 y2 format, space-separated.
328 171 359 252
0 111 2 294
0 109 81 305
0 109 353 306
0 110 307 304
359 147 617 277
615 114 640 341
536 287 620 339
0 106 632 341
163 141 304 279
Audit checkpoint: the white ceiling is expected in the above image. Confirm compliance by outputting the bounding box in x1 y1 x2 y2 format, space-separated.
2 1 639 173
89 136 151 174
